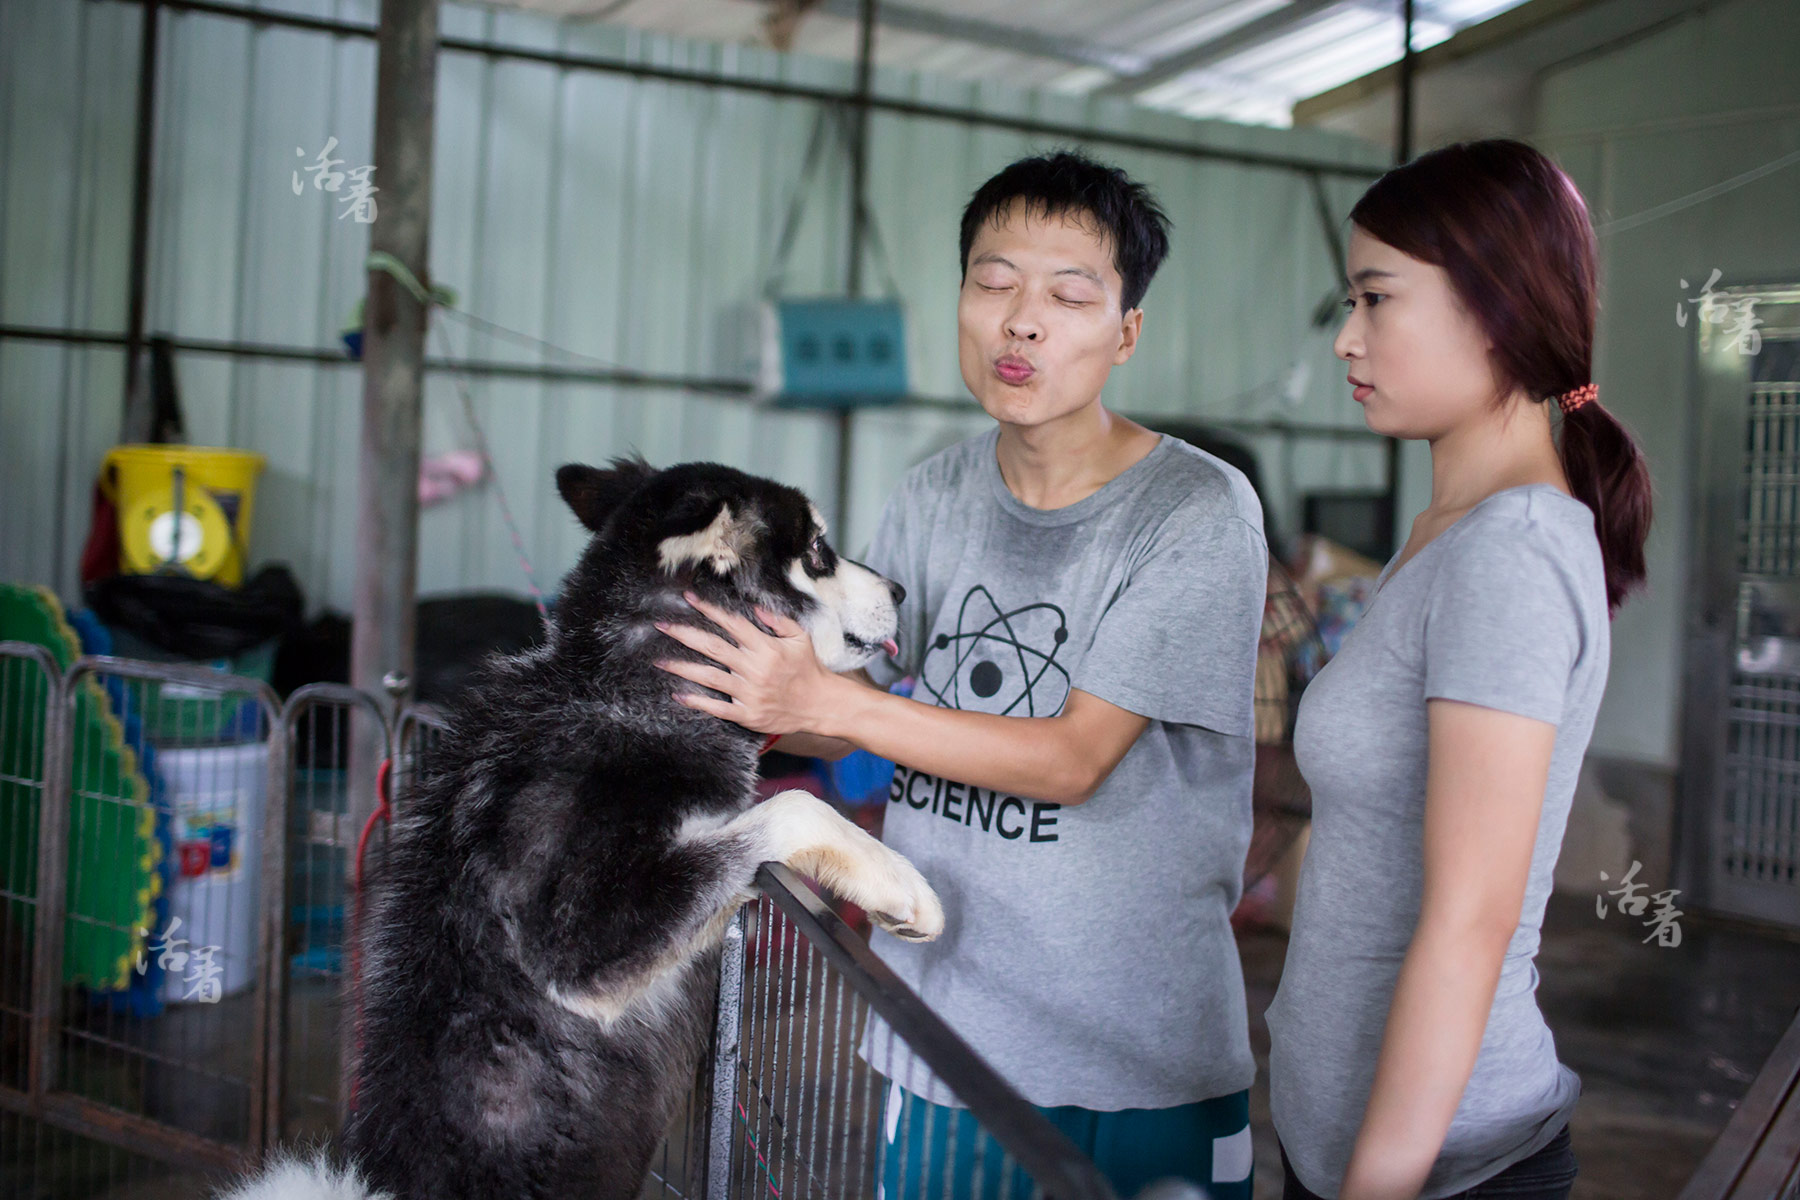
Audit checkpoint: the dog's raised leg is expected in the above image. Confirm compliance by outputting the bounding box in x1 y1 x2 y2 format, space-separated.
723 790 944 941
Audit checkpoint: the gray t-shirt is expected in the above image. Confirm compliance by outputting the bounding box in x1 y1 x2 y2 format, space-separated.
860 427 1268 1110
1266 484 1608 1197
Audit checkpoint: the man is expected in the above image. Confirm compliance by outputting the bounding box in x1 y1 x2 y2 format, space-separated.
657 151 1266 1199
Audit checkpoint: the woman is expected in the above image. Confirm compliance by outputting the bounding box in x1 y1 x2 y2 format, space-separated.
1266 139 1653 1200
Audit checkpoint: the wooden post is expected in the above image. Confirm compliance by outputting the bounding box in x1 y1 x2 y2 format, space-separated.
833 0 879 537
344 0 439 1120
352 0 438 707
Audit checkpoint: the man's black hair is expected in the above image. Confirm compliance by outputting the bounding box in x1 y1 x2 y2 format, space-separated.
958 150 1172 313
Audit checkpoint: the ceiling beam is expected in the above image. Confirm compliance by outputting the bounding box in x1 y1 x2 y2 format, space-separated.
1093 0 1348 97
801 0 1152 75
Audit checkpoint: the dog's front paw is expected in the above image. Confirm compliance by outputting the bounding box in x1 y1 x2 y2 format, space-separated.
866 852 944 943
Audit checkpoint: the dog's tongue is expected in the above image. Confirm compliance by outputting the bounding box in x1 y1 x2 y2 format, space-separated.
882 638 900 659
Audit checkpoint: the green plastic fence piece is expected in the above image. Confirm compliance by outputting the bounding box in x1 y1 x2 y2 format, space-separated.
0 584 160 990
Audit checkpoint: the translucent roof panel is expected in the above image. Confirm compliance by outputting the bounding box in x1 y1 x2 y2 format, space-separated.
485 0 1541 127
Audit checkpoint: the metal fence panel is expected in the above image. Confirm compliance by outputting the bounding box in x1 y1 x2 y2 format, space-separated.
53 658 282 1161
641 1024 716 1200
0 1105 219 1200
733 865 1121 1200
1 654 285 1194
0 643 58 1104
279 685 392 1144
391 703 451 816
1 671 1127 1199
0 645 227 1199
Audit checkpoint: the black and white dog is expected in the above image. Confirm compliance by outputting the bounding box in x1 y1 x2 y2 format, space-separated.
225 458 943 1200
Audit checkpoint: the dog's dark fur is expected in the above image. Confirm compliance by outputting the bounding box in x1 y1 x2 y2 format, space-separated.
222 460 941 1200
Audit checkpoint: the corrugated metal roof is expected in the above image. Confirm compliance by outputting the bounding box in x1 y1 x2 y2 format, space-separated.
481 0 1537 126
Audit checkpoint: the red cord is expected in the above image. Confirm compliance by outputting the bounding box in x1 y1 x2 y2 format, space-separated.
760 733 780 755
348 757 394 1112
355 758 394 889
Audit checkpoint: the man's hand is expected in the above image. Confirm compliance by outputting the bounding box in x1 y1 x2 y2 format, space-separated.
654 593 1152 805
654 593 843 736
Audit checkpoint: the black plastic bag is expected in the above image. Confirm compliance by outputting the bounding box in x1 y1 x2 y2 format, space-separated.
86 565 304 661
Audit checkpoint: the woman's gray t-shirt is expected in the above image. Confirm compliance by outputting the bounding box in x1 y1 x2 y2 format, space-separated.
1266 484 1608 1198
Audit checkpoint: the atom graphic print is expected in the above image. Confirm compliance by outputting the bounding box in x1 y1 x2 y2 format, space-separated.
919 585 1072 716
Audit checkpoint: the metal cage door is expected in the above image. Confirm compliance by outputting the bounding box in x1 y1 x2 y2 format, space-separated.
1682 284 1800 931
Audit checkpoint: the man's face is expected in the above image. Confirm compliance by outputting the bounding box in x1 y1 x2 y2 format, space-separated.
957 201 1144 429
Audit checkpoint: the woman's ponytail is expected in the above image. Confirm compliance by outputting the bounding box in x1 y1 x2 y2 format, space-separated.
1558 400 1653 615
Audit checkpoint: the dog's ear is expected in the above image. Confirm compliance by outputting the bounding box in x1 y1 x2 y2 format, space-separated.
556 457 654 533
657 500 758 575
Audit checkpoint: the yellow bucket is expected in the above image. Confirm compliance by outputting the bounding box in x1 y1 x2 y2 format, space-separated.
102 444 267 587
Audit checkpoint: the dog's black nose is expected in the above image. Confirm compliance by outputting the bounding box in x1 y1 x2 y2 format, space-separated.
887 580 906 605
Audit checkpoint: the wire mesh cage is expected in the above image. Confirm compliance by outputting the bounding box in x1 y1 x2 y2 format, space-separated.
280 686 391 1144
391 703 450 814
1 650 286 1198
1 642 57 1102
640 1029 716 1200
0 1106 210 1200
725 865 1119 1200
2 666 1135 1200
56 658 281 1149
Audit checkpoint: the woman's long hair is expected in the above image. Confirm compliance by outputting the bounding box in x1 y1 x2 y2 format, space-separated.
1349 139 1652 615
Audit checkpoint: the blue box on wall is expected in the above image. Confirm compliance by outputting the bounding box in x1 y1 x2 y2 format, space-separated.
760 298 908 408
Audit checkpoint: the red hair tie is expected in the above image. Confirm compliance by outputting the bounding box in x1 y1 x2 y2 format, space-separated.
1557 383 1597 414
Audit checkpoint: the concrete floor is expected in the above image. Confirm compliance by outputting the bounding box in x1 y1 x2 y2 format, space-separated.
1237 889 1800 1199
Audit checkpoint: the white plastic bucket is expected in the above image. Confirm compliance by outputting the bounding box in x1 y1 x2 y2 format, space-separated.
153 741 267 1003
